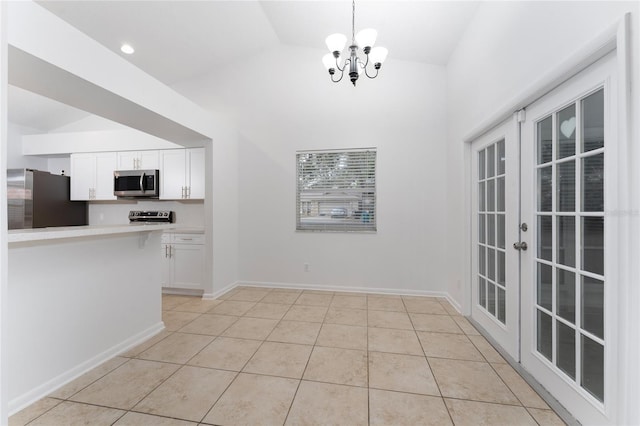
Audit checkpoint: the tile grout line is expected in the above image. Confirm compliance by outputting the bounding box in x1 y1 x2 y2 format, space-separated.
191 288 276 424
404 295 456 425
282 291 333 425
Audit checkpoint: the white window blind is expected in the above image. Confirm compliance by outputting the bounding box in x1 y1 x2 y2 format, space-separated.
297 148 376 232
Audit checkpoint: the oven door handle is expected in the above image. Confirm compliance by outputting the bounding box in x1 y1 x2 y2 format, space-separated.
139 172 145 192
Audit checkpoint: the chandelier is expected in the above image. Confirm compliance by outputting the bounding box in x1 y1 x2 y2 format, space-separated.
322 0 388 86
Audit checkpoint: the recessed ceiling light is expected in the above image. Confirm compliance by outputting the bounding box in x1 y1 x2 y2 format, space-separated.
120 44 135 55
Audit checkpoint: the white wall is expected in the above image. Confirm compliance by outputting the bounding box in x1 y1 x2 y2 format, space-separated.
445 0 640 308
6 122 47 170
174 44 449 295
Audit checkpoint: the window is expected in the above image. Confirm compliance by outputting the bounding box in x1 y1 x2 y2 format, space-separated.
296 148 376 232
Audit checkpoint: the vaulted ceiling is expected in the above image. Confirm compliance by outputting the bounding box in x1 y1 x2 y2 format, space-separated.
11 1 480 130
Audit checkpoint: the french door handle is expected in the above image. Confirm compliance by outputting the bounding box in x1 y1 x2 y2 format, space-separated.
513 241 528 251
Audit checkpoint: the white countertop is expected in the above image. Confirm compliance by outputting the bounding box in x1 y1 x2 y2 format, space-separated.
8 223 176 243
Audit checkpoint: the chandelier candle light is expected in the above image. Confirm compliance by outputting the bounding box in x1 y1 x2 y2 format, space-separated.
322 0 388 86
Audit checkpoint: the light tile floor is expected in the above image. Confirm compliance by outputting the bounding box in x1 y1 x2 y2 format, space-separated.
10 287 566 425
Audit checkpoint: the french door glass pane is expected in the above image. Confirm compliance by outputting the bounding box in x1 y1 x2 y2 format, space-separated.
497 251 506 285
557 216 576 267
487 145 495 178
479 182 486 211
538 216 552 261
582 154 604 211
497 288 506 323
557 160 576 212
557 321 576 379
538 166 552 211
479 150 486 179
582 89 604 152
487 179 495 212
557 269 576 323
479 246 486 275
488 284 496 315
479 277 487 308
487 214 495 246
582 276 604 339
537 263 553 311
582 335 604 401
497 140 505 175
582 217 604 275
557 104 576 159
497 177 505 212
487 248 495 281
537 310 553 361
479 214 486 244
537 116 553 164
497 214 505 249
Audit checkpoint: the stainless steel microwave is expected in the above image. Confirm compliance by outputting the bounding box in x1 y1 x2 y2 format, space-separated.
114 169 160 198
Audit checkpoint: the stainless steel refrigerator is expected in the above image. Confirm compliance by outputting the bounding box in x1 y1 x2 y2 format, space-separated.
7 169 88 230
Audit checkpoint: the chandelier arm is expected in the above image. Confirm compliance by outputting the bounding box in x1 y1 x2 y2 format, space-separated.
337 58 351 73
363 64 379 79
359 53 369 68
331 67 346 83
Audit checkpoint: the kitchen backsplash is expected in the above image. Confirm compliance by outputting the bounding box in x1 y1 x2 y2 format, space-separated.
88 199 204 227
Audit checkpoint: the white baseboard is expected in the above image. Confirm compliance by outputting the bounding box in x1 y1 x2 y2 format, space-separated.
162 287 204 297
8 322 165 416
235 280 452 299
203 281 240 300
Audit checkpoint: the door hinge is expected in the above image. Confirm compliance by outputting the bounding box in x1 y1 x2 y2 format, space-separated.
517 109 526 123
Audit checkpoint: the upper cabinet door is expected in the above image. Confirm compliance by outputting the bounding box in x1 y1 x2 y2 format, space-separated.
70 153 95 200
117 151 159 170
160 149 187 200
116 152 138 170
94 152 117 200
187 148 205 199
138 151 160 170
70 152 117 200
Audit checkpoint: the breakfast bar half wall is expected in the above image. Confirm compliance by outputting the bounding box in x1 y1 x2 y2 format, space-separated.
6 224 174 414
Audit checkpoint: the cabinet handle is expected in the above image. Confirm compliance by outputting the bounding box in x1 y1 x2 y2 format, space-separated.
165 245 168 258
169 245 173 258
187 186 191 198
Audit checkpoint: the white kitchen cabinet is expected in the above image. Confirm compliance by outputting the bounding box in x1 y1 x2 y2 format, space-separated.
161 233 205 290
70 152 117 200
160 148 205 200
117 150 159 170
188 148 205 199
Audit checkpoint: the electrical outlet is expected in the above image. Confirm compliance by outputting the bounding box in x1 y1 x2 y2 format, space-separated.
304 263 310 272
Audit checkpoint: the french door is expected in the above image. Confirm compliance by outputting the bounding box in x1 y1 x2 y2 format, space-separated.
471 118 520 359
471 52 617 424
520 52 616 425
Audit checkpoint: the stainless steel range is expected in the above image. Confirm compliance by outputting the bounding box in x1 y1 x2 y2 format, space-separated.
128 210 174 223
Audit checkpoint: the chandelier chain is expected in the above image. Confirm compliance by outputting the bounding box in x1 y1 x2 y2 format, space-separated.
352 0 355 45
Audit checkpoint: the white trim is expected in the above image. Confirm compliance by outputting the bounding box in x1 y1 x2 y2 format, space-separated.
463 16 622 144
207 280 461 312
162 287 204 298
203 280 240 300
611 12 637 426
7 321 165 416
